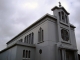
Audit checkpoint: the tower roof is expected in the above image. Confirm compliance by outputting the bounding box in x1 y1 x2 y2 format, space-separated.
51 2 70 15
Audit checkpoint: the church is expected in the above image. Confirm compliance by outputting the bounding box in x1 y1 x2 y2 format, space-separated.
0 3 79 60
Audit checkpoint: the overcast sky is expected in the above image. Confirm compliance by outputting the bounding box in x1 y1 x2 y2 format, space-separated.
0 0 80 53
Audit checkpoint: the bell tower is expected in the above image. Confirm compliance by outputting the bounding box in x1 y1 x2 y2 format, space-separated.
51 2 71 43
51 2 70 24
50 2 78 60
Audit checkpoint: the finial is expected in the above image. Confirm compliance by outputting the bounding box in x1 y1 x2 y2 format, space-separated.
59 2 61 7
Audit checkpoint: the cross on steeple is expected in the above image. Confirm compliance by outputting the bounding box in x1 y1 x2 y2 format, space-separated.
59 2 61 7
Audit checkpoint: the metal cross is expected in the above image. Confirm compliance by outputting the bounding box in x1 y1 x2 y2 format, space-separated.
59 2 61 7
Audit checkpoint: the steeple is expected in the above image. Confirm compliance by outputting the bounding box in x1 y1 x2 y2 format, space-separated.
51 2 70 24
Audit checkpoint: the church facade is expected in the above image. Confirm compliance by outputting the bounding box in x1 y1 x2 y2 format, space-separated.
0 4 79 60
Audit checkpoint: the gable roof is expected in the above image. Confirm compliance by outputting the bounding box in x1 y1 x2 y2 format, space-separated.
6 13 57 44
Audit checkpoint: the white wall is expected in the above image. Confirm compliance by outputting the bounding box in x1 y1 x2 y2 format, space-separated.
16 45 35 60
0 46 17 60
35 18 57 60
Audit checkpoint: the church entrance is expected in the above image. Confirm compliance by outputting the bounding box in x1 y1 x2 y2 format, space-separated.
66 50 75 60
60 49 76 60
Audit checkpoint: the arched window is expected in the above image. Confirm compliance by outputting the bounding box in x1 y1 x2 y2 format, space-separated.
23 50 25 58
26 50 28 58
65 15 68 23
27 35 28 43
38 27 44 42
29 34 31 44
27 35 29 44
31 32 34 44
19 39 23 42
24 36 26 43
28 51 31 58
38 29 40 42
61 11 65 22
42 30 44 41
23 50 31 59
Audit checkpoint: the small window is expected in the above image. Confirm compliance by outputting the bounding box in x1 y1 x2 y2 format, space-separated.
42 30 44 41
27 35 28 43
23 50 25 58
29 34 31 44
65 15 68 23
27 35 29 44
26 32 34 44
38 27 44 43
28 51 31 58
38 30 40 42
19 39 23 42
23 50 31 59
39 49 42 54
26 50 28 58
24 36 26 43
32 32 34 44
